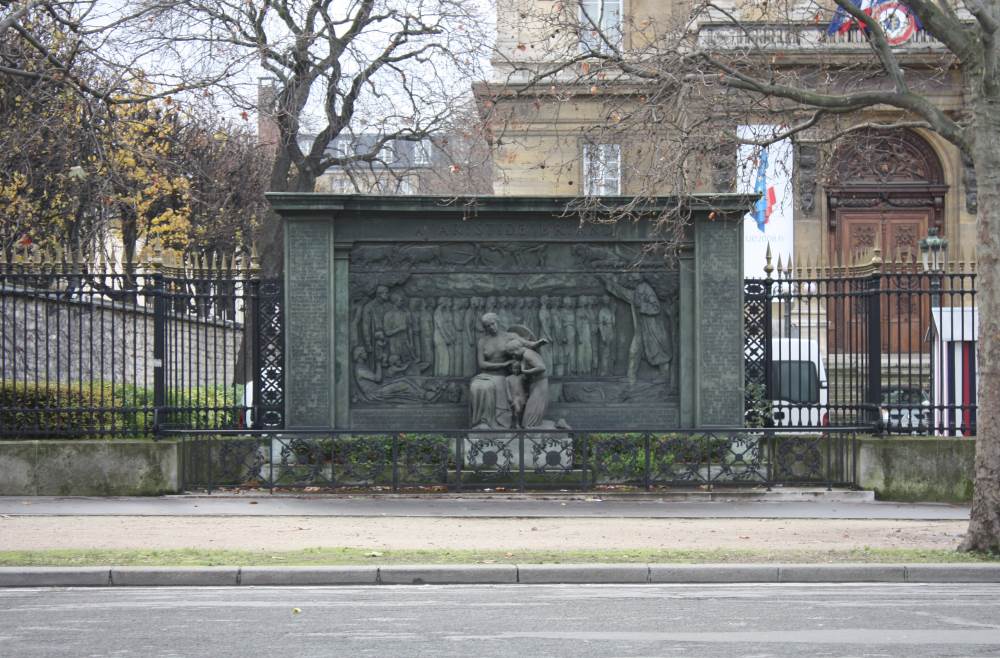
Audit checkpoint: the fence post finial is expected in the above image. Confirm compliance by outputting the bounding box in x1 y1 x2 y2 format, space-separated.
764 243 774 279
250 243 260 272
151 239 164 268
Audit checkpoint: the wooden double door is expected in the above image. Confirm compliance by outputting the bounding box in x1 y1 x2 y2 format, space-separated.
834 210 930 265
830 209 933 353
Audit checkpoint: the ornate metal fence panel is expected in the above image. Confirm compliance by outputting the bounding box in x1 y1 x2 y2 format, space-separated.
743 278 771 426
254 279 284 430
175 427 860 492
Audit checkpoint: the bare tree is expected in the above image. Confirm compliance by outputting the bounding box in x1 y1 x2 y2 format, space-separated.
1 1 240 101
481 0 1000 550
137 0 489 276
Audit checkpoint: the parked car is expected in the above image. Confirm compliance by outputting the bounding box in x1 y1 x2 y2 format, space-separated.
880 387 930 433
769 339 829 428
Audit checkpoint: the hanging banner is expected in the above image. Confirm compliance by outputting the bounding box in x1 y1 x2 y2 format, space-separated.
737 126 794 278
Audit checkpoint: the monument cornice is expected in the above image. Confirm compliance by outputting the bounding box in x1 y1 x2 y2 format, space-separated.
266 193 756 220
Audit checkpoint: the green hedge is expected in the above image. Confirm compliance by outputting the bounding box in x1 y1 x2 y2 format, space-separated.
0 380 243 438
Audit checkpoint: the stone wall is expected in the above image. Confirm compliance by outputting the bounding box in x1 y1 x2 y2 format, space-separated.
1 287 244 388
857 436 976 503
0 436 977 498
0 440 179 495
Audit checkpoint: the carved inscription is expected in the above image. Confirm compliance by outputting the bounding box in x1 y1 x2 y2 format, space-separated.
413 221 616 241
698 222 744 426
286 222 332 427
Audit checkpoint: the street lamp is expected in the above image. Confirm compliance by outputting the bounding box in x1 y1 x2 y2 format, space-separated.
919 227 948 273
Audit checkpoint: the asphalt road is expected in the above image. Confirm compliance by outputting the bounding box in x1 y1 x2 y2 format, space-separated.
2 583 999 657
0 495 970 519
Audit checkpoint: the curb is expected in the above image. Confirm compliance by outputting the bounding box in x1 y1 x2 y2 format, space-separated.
171 490 878 502
2 563 999 587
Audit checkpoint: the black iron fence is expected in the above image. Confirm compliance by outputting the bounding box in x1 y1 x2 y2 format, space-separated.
745 249 977 436
2 245 976 443
0 249 283 437
171 427 862 492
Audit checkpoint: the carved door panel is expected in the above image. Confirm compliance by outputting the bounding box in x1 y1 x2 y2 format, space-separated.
830 210 931 353
882 213 931 353
834 210 930 262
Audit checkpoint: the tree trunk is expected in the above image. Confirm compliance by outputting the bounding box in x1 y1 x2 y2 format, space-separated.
960 90 1000 553
256 155 317 279
234 155 318 388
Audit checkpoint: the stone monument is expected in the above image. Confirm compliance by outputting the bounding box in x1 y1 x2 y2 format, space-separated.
275 195 751 432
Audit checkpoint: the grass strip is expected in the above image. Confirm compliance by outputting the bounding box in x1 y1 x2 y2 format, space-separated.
0 547 997 567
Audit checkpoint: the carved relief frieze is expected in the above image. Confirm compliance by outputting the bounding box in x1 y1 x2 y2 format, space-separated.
795 143 818 213
348 241 680 406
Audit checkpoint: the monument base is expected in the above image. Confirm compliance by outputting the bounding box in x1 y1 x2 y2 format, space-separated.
464 431 574 471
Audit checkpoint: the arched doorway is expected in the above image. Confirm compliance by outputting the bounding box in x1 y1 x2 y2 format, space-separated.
827 129 947 263
826 129 948 353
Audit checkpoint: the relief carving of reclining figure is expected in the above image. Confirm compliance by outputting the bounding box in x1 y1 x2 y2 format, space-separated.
353 345 459 404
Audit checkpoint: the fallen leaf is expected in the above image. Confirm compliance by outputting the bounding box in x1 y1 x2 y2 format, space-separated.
292 608 301 615
366 551 384 558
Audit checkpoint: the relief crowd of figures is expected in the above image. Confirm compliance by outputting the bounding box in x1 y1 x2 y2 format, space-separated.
351 287 620 380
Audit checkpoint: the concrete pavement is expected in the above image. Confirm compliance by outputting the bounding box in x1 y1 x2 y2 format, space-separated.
6 583 1000 657
0 494 970 519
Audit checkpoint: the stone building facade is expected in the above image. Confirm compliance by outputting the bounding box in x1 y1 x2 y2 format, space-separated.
476 0 978 267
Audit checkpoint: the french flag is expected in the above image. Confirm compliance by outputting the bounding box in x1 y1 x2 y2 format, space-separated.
752 149 776 234
827 0 874 35
828 0 923 38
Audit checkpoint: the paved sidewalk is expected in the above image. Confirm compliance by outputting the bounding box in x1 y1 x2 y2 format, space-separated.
0 495 970 519
0 495 969 553
0 495 981 586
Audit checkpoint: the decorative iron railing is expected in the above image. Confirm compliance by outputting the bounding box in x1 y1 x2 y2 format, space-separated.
745 249 977 436
695 21 947 50
172 427 863 492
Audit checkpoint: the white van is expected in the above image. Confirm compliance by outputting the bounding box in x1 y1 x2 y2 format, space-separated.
769 339 829 428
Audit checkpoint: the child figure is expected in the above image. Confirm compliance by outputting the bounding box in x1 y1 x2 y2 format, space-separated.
505 359 528 429
505 340 549 429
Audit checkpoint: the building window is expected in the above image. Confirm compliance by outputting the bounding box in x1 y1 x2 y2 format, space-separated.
580 0 622 54
331 136 351 158
379 141 396 164
413 138 432 167
397 177 417 195
583 143 621 195
324 174 356 194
